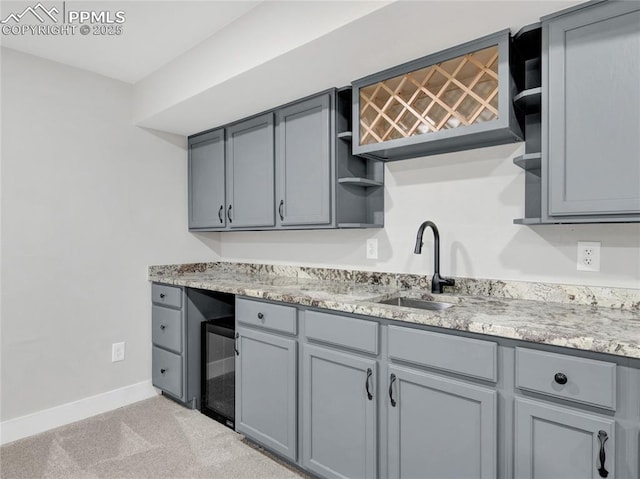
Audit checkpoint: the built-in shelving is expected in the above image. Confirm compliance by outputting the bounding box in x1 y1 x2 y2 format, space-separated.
513 152 542 173
513 87 542 113
512 23 543 225
335 87 384 228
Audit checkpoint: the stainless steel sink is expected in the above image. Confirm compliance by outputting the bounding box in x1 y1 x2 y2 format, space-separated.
377 296 454 311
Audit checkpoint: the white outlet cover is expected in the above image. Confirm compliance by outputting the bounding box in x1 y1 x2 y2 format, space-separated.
577 241 601 272
112 342 125 362
366 238 378 260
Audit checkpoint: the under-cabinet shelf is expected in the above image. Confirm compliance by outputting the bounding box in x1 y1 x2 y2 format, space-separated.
513 152 542 173
513 217 542 225
513 87 541 113
338 177 383 187
337 131 353 141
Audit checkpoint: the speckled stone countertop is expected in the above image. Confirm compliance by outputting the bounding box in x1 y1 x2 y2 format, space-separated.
149 262 640 360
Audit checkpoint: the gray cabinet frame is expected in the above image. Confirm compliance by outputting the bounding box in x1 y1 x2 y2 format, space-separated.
352 29 522 161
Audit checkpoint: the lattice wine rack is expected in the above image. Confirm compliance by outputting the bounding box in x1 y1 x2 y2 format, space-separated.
359 45 500 146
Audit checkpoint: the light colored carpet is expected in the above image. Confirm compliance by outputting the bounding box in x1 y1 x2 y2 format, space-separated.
0 395 305 479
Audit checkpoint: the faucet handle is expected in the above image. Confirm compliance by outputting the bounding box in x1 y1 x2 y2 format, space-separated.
443 277 455 287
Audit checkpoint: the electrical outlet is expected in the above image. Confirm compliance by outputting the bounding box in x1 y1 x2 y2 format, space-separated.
112 342 125 362
366 238 378 260
577 241 601 272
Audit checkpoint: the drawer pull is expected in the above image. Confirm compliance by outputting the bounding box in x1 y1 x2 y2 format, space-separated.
365 368 373 400
554 372 568 385
218 205 224 223
257 312 264 320
160 324 166 330
597 430 609 478
389 373 397 407
160 368 167 374
279 200 284 221
235 332 239 356
227 205 232 223
159 293 165 299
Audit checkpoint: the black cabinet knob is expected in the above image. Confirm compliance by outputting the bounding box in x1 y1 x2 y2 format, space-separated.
160 368 166 374
159 293 165 299
554 372 568 385
160 324 166 330
257 312 264 320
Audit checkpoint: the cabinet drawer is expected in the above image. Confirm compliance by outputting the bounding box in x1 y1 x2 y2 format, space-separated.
152 305 182 353
152 283 182 309
236 298 297 335
305 310 378 355
388 326 497 382
152 346 183 399
516 348 616 410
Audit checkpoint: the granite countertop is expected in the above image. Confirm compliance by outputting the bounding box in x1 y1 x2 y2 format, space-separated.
149 263 640 360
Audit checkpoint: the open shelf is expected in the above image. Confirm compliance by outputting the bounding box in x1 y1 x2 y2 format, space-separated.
337 131 353 141
338 177 383 187
513 217 542 225
513 152 541 172
513 87 541 113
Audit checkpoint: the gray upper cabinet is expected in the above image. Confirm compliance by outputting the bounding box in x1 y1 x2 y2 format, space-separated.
515 397 615 479
387 364 497 479
188 129 226 230
352 29 522 161
235 325 297 461
302 344 377 479
276 93 332 226
226 113 275 229
543 1 640 222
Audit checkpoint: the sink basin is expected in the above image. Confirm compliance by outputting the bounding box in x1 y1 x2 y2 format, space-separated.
377 296 454 311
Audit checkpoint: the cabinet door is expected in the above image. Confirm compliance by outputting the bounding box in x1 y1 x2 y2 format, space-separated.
515 397 615 479
188 129 226 229
226 113 275 228
302 344 377 479
235 327 297 461
387 365 497 479
276 93 331 226
547 2 640 217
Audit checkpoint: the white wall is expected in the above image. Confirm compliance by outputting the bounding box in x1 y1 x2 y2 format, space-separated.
219 143 640 289
0 49 220 422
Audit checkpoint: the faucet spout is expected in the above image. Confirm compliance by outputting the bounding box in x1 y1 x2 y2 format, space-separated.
414 221 454 294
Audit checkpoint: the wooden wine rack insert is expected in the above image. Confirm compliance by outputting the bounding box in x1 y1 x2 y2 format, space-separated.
359 45 500 146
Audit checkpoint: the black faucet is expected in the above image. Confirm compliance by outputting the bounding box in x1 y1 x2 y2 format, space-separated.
414 221 455 294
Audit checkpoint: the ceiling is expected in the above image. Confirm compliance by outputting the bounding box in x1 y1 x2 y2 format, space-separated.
0 1 261 83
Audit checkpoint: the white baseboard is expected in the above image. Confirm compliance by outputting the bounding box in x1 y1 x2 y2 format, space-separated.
0 380 158 445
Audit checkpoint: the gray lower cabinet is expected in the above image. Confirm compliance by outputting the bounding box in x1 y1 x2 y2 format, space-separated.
387 364 497 479
302 344 377 479
543 1 640 222
515 397 615 479
235 325 297 461
226 113 275 228
188 129 226 230
276 93 332 226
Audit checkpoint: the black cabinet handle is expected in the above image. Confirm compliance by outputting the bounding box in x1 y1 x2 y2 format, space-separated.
234 332 239 356
389 373 397 407
218 205 224 224
159 293 165 299
365 368 373 400
160 324 166 330
160 368 166 374
554 372 568 385
279 200 284 221
227 205 232 223
257 312 264 320
597 430 609 478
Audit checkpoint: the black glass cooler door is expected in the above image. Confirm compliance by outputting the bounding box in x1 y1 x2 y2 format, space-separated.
202 316 235 428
